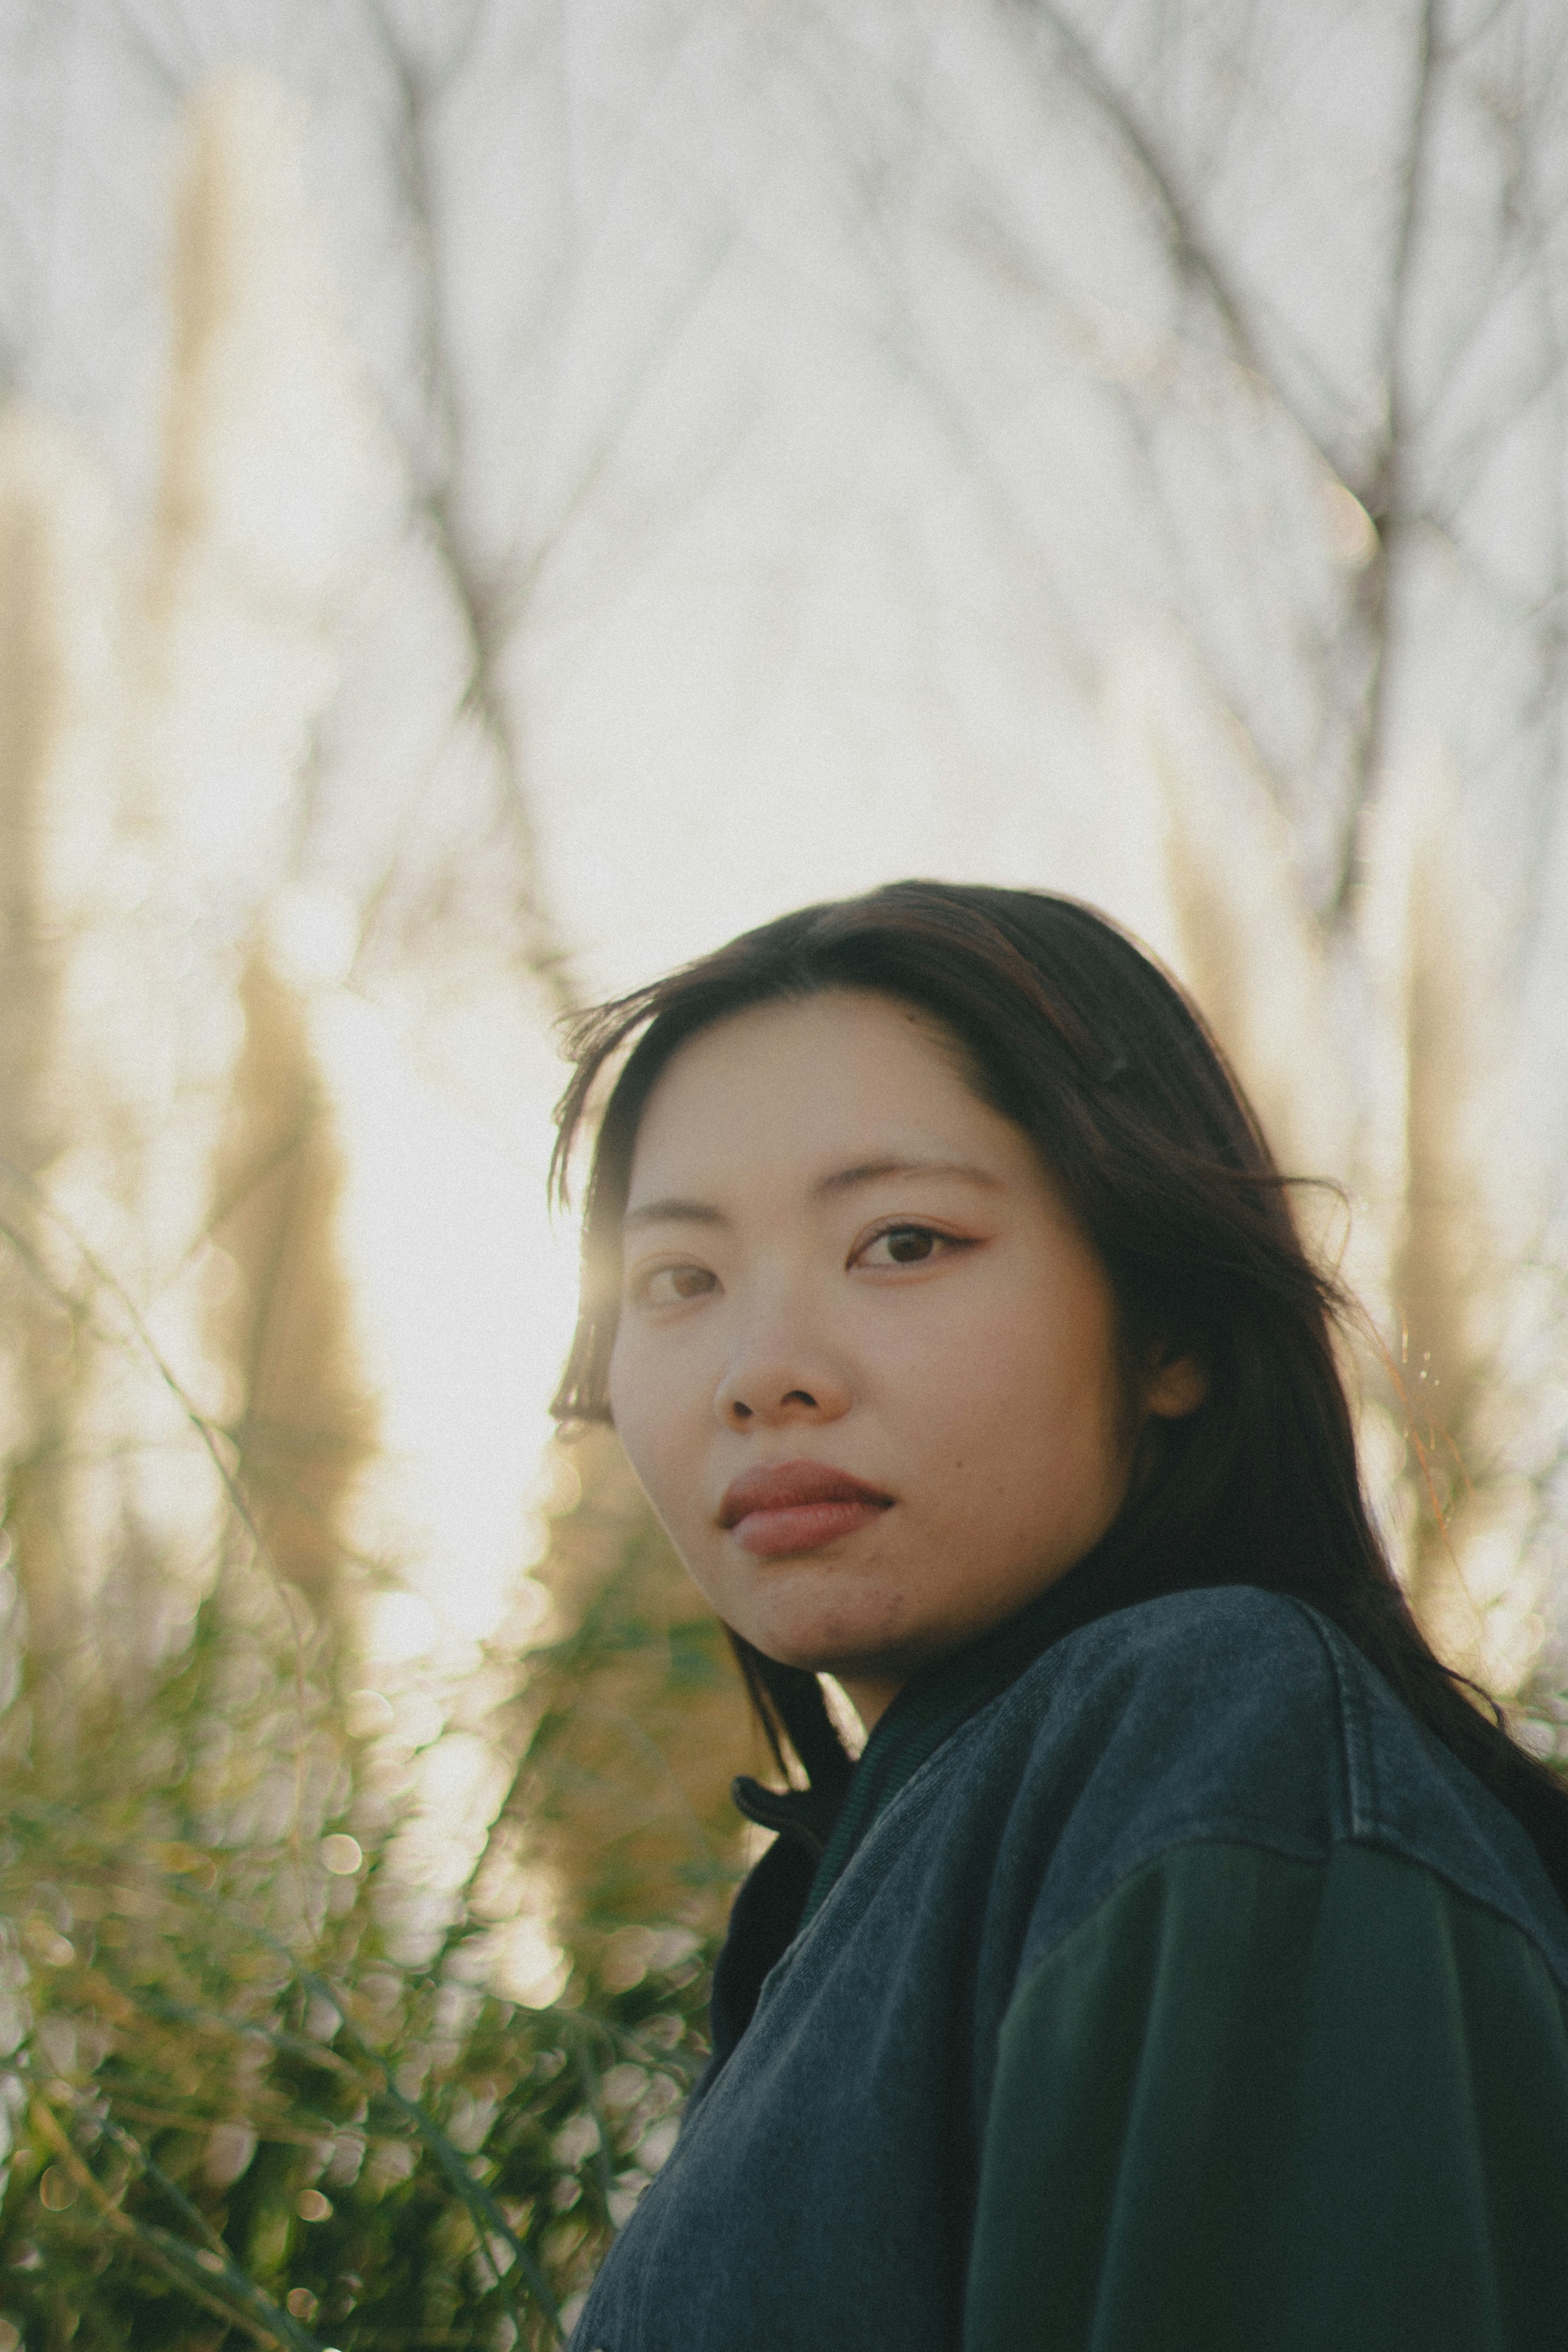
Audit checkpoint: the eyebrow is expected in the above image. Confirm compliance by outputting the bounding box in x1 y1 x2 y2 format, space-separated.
816 1157 1002 1197
622 1197 729 1233
621 1157 1002 1231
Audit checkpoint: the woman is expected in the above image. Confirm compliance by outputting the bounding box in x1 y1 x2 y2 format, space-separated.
550 881 1568 2352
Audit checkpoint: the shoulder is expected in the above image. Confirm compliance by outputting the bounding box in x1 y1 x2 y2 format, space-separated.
969 1835 1568 2349
1018 1582 1348 1767
962 1585 1568 1986
991 1585 1361 1854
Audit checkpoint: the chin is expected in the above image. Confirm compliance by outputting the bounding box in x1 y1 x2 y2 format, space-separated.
746 1595 910 1679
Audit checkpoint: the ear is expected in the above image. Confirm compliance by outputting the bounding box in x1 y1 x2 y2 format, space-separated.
1144 1346 1207 1421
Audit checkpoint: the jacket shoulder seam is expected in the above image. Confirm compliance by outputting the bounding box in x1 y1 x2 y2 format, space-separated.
1276 1595 1376 1837
1017 1829 1568 1995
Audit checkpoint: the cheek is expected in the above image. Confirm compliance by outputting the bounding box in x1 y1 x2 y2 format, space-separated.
605 1340 654 1479
896 1276 1121 1489
607 1338 697 1517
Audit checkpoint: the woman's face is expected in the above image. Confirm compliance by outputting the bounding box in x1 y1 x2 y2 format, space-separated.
606 989 1198 1726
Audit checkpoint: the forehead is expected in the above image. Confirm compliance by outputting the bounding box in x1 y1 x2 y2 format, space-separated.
626 990 1014 1187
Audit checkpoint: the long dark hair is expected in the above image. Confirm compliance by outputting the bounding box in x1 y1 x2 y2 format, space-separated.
549 880 1568 1898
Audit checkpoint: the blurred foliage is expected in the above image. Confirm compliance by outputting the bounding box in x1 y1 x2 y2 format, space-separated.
509 1431 760 1975
0 1426 757 2350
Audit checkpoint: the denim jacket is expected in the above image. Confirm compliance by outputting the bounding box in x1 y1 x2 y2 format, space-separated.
570 1586 1568 2352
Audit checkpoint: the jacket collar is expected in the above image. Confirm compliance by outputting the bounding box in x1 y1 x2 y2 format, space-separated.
795 1532 1142 1923
710 1534 1141 2073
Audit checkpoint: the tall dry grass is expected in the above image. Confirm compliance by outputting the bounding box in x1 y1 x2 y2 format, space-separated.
1111 630 1568 1729
0 70 752 2348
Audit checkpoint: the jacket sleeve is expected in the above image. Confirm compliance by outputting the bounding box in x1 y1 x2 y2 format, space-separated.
964 1838 1568 2352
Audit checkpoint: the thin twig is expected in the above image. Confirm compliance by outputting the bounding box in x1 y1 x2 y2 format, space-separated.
0 1171 321 1870
1015 0 1349 482
1326 0 1443 925
361 3 578 1023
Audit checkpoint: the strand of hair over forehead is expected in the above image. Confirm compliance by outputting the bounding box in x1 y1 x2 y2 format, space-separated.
550 882 1278 1221
549 889 1099 1197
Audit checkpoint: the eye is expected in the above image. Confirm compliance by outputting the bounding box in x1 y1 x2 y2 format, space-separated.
633 1263 718 1308
853 1224 962 1269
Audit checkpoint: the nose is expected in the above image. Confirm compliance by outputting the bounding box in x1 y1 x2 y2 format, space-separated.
715 1314 852 1431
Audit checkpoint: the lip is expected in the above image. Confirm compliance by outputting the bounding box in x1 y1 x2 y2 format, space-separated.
718 1458 894 1559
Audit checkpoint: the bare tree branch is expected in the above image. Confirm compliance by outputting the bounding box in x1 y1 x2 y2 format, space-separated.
360 0 756 1019
366 0 579 1020
1009 0 1354 486
1327 0 1442 928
